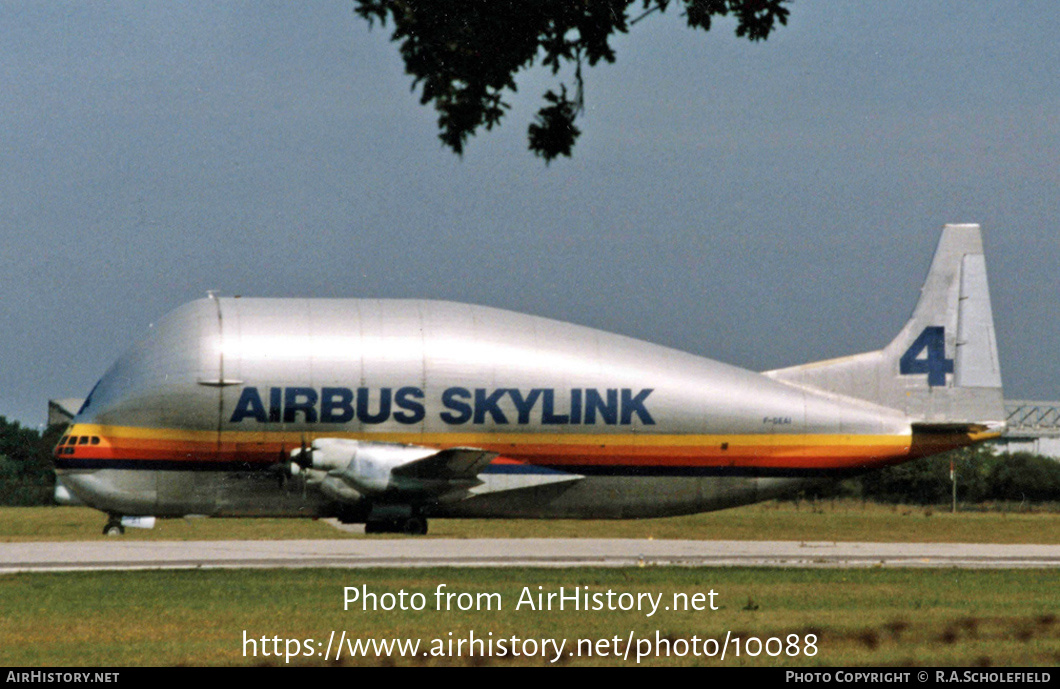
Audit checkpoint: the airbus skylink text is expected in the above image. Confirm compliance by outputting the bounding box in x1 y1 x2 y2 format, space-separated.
344 584 719 618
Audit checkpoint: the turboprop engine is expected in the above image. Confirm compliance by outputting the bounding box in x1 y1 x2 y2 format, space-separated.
292 438 496 499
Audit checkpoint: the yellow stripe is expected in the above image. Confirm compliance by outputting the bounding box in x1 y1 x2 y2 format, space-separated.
69 423 912 450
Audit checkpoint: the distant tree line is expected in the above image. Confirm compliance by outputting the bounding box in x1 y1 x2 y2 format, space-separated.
807 446 1060 507
1 417 1058 507
0 417 62 506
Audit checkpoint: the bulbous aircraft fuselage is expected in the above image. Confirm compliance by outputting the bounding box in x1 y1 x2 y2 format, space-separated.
55 296 925 522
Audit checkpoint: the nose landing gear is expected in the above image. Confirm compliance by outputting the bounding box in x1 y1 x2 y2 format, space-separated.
103 515 125 536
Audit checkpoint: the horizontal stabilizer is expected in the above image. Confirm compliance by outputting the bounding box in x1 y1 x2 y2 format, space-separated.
910 421 1005 437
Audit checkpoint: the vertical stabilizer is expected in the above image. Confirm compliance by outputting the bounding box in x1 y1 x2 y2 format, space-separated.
765 224 1004 426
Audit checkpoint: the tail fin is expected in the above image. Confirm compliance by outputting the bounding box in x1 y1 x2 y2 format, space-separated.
765 224 1005 426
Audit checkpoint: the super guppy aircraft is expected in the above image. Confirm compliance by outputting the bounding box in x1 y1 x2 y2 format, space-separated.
55 225 1005 535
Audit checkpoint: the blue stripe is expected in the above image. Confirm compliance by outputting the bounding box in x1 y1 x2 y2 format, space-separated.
482 463 575 476
55 457 867 479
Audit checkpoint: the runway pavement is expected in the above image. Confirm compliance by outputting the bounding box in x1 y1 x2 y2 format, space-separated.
2 538 1059 573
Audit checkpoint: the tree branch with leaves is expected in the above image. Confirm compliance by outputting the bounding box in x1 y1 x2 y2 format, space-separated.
355 0 790 162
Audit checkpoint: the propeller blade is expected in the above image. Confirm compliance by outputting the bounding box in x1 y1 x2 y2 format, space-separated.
291 435 312 470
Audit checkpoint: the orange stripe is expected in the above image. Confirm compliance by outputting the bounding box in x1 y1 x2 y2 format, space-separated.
61 423 918 471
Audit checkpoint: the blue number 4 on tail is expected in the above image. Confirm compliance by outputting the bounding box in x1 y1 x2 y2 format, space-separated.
899 326 953 387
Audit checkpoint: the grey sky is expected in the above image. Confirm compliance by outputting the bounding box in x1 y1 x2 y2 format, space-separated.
2 1 1058 428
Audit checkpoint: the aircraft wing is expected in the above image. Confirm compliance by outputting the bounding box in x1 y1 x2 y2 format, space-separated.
391 447 497 482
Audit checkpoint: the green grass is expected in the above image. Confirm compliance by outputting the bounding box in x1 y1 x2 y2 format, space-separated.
3 500 1058 543
3 503 1058 667
1 506 350 542
2 567 1057 666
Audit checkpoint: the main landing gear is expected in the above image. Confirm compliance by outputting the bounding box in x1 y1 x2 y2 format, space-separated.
364 516 428 535
103 515 125 536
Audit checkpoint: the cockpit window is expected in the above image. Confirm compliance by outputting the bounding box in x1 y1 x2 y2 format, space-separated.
57 435 101 452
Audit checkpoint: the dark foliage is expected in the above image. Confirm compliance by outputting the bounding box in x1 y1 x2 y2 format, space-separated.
986 452 1060 503
0 418 62 506
822 446 1060 506
353 0 790 161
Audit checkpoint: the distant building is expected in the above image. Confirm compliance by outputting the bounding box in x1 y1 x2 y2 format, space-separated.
995 400 1060 460
47 399 84 427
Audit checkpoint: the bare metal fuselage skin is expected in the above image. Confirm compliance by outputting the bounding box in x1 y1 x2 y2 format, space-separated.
56 297 932 521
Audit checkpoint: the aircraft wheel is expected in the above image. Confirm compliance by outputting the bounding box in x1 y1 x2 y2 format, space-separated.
365 521 398 534
103 521 125 536
402 517 427 536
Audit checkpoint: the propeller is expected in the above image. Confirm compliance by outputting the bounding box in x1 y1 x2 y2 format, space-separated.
293 434 312 499
290 434 313 474
274 443 288 490
274 437 314 490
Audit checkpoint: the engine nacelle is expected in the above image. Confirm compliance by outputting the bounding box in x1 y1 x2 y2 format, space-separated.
293 438 438 495
318 475 364 504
